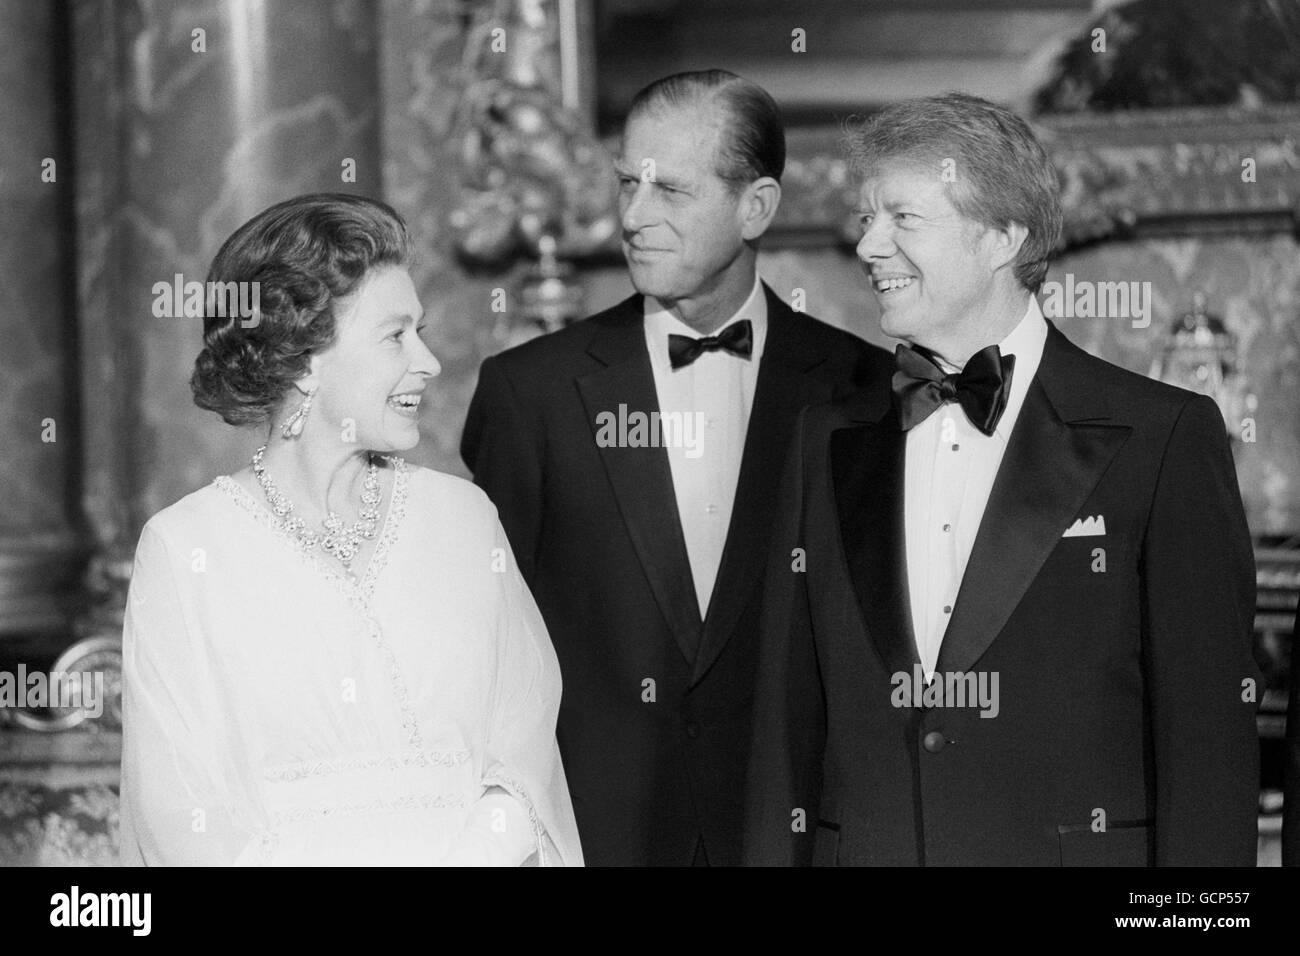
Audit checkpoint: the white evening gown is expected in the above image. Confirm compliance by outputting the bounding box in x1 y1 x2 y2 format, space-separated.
117 459 583 866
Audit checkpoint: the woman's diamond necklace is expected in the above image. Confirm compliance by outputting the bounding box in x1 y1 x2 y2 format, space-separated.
251 445 382 570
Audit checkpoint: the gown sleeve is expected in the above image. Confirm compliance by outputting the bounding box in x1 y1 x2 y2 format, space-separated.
118 520 269 865
470 516 584 867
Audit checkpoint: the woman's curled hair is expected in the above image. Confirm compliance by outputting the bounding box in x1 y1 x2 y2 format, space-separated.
191 193 412 426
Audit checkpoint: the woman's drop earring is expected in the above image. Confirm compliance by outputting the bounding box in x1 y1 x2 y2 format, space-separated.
281 385 318 439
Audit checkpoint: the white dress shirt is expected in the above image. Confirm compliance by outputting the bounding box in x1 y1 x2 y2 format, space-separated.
644 276 768 618
904 296 1048 677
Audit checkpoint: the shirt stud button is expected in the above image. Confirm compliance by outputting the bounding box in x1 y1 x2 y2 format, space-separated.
951 443 960 452
943 605 952 614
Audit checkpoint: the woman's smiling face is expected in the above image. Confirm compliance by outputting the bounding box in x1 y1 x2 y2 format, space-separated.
309 265 440 453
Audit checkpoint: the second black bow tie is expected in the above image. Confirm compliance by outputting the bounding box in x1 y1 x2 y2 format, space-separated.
892 343 1015 436
668 319 753 369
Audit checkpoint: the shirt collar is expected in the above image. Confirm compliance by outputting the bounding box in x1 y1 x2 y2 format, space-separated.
990 295 1048 441
644 275 768 371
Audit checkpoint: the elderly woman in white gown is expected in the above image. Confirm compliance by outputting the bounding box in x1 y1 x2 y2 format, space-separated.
119 194 582 866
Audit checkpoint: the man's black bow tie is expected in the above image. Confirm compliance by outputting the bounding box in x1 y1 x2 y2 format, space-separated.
891 343 1015 436
668 319 753 369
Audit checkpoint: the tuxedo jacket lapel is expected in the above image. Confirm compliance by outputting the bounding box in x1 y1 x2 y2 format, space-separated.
832 399 920 678
935 323 1133 675
576 298 702 663
692 288 842 683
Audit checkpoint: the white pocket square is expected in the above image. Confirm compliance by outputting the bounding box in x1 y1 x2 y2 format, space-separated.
1063 515 1106 538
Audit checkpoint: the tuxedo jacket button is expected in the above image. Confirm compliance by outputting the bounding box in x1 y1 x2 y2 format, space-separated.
923 731 946 753
685 721 700 739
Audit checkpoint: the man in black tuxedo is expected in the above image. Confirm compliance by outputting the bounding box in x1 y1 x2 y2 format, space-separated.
745 93 1260 866
462 70 890 865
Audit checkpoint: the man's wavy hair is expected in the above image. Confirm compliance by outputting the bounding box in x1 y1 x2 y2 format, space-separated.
845 92 1062 292
191 193 412 426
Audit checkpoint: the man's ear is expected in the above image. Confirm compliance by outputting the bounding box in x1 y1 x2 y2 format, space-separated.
988 221 1029 275
740 177 782 241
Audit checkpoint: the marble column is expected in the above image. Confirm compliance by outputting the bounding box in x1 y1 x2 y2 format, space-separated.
0 0 87 652
71 0 383 640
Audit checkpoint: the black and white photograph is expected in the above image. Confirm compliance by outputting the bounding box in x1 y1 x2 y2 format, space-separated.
1 0 1299 928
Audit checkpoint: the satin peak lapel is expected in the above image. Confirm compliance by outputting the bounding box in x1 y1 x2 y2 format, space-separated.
576 308 703 663
691 295 835 684
832 409 919 678
935 333 1132 676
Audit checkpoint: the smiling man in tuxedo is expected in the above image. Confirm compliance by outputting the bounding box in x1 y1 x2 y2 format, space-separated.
746 93 1261 866
462 70 891 865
